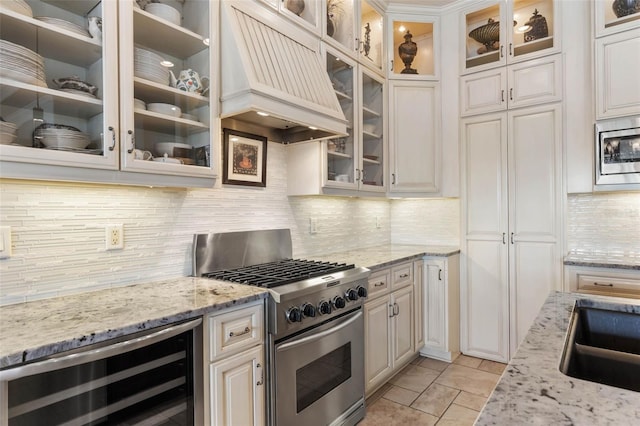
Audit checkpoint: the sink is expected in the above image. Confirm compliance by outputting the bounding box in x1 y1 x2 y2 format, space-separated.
560 299 640 392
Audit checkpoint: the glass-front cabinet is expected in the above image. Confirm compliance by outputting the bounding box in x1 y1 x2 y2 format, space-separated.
594 0 640 37
360 0 384 75
359 67 384 190
462 0 560 74
0 0 216 186
324 0 357 54
388 14 438 79
0 0 118 170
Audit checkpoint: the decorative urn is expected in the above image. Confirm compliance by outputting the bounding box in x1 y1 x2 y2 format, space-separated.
398 30 418 74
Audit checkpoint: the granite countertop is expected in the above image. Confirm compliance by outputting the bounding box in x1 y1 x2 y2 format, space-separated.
476 291 640 425
311 244 460 271
0 277 268 369
564 250 640 270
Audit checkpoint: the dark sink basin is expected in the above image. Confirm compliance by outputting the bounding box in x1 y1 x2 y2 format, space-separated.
560 300 640 392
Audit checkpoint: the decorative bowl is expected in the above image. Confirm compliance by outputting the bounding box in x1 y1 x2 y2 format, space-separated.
469 18 500 47
612 0 640 18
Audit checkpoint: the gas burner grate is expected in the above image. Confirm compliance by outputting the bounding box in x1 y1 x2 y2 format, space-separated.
203 259 354 288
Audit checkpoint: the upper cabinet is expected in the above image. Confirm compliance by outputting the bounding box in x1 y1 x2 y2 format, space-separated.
387 14 439 80
324 0 358 54
461 0 561 74
594 0 640 38
359 0 385 75
0 0 217 187
259 0 322 35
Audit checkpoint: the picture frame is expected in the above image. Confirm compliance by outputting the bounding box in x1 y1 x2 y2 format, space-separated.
222 128 267 187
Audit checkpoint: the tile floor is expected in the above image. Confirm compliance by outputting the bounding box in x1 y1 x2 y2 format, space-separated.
360 354 506 426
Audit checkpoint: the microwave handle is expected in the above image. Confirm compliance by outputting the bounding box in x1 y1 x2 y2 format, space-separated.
0 318 202 381
276 310 362 352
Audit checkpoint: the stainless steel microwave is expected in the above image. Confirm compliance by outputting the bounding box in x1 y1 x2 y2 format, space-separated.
595 116 640 187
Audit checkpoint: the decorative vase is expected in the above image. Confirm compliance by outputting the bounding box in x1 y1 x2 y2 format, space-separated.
363 22 371 58
523 9 549 43
398 30 418 74
327 14 335 37
286 0 305 16
612 0 640 18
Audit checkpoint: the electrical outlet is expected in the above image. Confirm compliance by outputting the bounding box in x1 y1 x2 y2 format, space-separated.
105 224 124 250
309 217 318 234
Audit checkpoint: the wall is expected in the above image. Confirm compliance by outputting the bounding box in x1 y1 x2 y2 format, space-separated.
390 198 460 245
0 143 393 305
566 191 640 255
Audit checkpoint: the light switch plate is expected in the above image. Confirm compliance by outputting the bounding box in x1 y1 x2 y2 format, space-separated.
0 226 12 259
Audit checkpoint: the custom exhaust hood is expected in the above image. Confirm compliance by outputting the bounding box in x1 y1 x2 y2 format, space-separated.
220 1 348 143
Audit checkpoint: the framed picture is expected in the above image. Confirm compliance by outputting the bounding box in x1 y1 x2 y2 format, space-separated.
222 129 267 187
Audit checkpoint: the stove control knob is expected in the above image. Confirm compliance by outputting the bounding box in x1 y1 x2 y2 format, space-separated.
286 307 302 323
318 300 332 315
345 288 359 302
333 295 346 310
356 285 368 298
301 303 316 318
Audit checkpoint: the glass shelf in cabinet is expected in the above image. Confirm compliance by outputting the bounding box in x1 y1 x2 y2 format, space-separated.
362 106 380 118
134 110 208 134
133 8 209 60
0 10 102 67
133 77 209 110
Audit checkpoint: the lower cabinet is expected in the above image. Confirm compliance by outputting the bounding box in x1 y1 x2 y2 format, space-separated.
205 301 265 426
364 263 416 396
565 265 640 299
420 254 460 362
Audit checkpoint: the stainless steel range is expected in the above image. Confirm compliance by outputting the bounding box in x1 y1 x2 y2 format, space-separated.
193 229 370 426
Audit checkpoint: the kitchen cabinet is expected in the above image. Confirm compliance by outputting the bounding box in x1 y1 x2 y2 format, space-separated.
460 53 562 117
0 0 217 187
594 0 640 38
287 46 386 195
413 259 424 350
388 80 440 195
460 103 562 362
420 255 460 362
364 263 416 396
387 13 439 79
461 0 561 74
359 0 385 76
258 0 322 36
565 265 640 299
206 301 265 426
595 27 640 119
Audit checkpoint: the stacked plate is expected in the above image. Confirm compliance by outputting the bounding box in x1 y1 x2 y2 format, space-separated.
34 124 90 150
35 17 90 37
0 120 18 145
147 102 181 117
145 3 181 26
0 40 47 87
0 0 32 17
134 47 170 85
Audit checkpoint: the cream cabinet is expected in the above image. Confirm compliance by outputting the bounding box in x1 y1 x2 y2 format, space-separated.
420 254 460 362
413 259 425 350
206 301 265 426
460 103 562 362
388 80 440 195
460 53 562 117
287 47 386 196
461 0 561 74
595 27 640 119
364 263 416 396
565 265 640 299
594 0 640 38
0 0 217 187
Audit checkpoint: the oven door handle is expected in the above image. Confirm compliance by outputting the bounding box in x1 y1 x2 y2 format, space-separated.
276 311 362 352
0 318 202 381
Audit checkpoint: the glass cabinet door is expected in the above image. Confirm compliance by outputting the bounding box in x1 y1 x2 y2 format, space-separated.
360 0 384 74
360 68 384 189
324 0 357 54
594 0 640 37
119 0 214 178
389 15 438 79
325 46 357 187
510 0 557 61
463 1 506 73
0 0 118 170
280 0 321 35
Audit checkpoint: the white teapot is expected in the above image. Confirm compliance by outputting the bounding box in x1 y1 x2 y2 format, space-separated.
169 69 207 94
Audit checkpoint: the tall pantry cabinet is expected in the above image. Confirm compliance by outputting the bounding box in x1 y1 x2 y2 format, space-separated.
459 0 563 363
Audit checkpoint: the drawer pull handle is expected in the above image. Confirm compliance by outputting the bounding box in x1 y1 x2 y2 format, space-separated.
256 362 264 386
229 327 251 338
374 282 385 287
438 269 442 281
399 273 409 278
594 282 614 287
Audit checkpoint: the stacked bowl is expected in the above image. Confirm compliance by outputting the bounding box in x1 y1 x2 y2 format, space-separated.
0 40 47 87
145 3 181 26
0 120 18 145
34 124 90 150
134 47 170 85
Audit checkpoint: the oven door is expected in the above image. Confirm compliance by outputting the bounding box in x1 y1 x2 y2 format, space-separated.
273 309 364 426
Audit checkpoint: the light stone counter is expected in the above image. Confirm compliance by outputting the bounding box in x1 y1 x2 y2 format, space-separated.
0 277 268 369
312 244 460 271
564 250 640 270
476 291 640 425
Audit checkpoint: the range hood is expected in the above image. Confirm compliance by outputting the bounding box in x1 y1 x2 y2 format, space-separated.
220 1 348 143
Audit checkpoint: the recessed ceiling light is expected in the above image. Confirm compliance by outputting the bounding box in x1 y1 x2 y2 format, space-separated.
257 111 270 117
231 137 239 142
203 38 210 46
398 25 406 32
515 24 531 34
308 126 318 130
160 60 174 67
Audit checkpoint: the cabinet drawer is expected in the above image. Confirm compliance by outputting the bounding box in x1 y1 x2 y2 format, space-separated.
368 269 391 299
209 302 264 361
391 262 413 290
577 274 640 298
